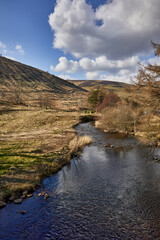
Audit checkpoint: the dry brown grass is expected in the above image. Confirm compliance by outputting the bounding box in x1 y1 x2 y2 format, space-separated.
96 90 160 146
98 105 134 133
69 135 92 156
0 92 90 201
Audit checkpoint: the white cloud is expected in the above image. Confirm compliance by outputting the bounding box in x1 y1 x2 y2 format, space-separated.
86 71 100 80
50 57 79 73
84 59 140 83
0 41 6 49
58 74 76 80
50 54 140 83
85 68 138 83
98 70 137 83
142 56 160 66
49 0 160 59
50 65 54 72
52 55 139 77
49 0 160 83
15 44 24 54
49 0 95 58
84 56 160 83
79 55 139 72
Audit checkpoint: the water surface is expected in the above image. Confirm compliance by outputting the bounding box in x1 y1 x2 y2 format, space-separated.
0 122 160 239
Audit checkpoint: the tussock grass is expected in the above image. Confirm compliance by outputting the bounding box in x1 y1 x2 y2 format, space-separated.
69 135 92 156
0 105 88 201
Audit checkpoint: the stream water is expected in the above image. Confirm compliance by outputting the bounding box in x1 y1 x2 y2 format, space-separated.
0 122 160 240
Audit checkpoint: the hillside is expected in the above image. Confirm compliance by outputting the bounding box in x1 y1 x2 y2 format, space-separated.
69 80 129 92
0 56 85 104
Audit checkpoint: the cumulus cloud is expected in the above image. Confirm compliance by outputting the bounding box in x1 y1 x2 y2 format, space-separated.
49 0 95 58
58 74 76 80
49 0 160 59
142 56 160 66
85 68 138 83
50 56 79 73
52 55 139 76
15 44 24 54
86 71 100 80
79 55 139 73
49 0 160 83
50 65 54 72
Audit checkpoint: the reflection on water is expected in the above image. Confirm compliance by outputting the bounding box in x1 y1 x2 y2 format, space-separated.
0 123 160 240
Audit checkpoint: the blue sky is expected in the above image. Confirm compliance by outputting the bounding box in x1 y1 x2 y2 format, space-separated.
0 0 61 71
0 0 160 83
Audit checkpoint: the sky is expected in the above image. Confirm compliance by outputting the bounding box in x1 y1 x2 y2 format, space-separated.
0 0 160 83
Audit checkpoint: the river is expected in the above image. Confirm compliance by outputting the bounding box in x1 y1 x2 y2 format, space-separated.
0 122 160 240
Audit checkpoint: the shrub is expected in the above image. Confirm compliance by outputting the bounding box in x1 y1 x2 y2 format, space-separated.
97 92 120 111
100 105 134 133
88 89 99 110
88 88 105 110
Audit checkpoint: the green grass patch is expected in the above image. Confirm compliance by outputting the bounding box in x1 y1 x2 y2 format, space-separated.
0 143 59 176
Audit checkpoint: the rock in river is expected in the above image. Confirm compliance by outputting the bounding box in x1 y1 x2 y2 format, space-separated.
14 199 23 204
0 201 6 208
20 210 26 215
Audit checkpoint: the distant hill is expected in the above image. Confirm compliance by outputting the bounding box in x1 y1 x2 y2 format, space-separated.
0 56 85 96
69 80 129 92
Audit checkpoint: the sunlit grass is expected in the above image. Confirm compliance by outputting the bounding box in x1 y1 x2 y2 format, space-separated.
69 135 92 156
0 103 91 201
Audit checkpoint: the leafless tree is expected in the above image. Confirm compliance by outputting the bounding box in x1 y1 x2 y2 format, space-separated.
134 42 160 113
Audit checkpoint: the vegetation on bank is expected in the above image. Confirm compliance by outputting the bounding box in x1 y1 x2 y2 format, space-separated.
88 42 160 146
0 101 92 203
0 54 90 204
0 42 159 206
69 135 92 157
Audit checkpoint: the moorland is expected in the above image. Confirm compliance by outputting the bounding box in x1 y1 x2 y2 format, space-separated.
0 51 159 206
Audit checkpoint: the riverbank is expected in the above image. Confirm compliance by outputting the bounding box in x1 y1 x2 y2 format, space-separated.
1 122 160 239
0 106 92 207
95 108 160 148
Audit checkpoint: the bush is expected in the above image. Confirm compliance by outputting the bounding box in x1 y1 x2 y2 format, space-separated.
88 89 99 110
88 88 105 110
97 92 120 111
100 105 134 133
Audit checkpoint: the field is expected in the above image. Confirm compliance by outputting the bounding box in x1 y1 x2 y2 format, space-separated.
0 56 159 204
0 92 92 202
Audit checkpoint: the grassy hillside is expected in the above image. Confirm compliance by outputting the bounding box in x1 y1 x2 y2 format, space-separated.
0 57 92 202
0 55 159 205
69 80 129 92
0 56 85 106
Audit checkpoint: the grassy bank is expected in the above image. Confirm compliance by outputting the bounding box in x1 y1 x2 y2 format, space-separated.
95 105 160 146
0 105 92 203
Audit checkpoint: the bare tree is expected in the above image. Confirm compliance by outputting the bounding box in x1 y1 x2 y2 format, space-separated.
7 87 24 105
39 92 55 109
134 42 160 113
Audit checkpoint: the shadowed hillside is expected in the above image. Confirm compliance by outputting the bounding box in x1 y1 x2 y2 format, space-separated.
0 56 85 104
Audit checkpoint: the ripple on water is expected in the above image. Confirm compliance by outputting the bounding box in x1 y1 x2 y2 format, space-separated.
1 122 160 240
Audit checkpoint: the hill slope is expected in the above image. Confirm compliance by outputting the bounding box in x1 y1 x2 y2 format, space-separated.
69 80 129 92
0 56 84 94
